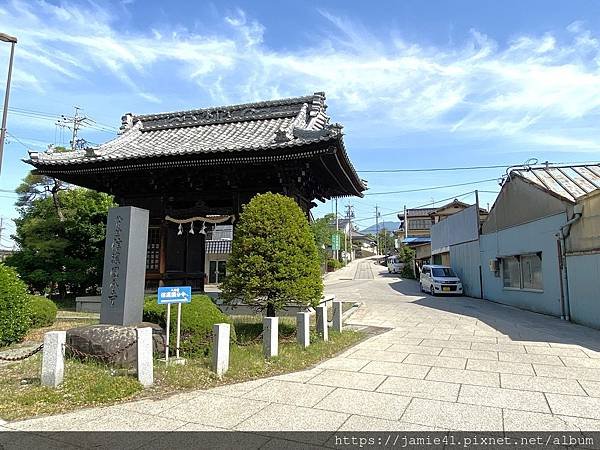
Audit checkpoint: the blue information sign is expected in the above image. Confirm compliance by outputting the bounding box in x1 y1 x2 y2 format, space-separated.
157 286 192 304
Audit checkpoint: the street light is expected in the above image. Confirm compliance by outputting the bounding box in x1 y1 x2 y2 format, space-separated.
0 32 17 177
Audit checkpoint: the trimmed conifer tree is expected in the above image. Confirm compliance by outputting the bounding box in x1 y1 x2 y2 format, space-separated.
221 192 323 316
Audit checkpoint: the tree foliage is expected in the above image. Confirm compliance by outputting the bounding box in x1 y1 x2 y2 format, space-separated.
309 213 343 263
398 246 416 279
221 193 323 316
6 177 116 298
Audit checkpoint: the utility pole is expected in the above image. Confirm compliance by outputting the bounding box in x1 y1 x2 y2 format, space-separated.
0 33 17 176
403 205 408 239
56 106 91 150
0 217 4 245
345 203 354 261
335 198 339 261
375 205 380 255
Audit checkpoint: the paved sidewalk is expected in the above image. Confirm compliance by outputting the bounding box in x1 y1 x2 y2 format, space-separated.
3 258 600 445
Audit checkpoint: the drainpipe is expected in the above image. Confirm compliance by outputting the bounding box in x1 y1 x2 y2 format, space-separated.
556 204 584 321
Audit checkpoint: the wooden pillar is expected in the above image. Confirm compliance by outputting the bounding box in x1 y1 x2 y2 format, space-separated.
158 220 167 287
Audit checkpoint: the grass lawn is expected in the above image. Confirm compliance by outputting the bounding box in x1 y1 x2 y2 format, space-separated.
0 315 364 421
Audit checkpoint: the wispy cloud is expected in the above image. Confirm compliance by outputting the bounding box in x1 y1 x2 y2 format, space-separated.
2 1 600 152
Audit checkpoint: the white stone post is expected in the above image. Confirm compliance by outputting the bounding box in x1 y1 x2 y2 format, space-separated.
212 323 230 376
332 301 343 332
296 312 310 348
263 317 279 358
41 331 66 388
316 305 328 341
136 327 153 387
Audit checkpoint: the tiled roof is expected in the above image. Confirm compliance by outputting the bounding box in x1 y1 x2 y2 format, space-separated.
406 208 437 217
205 240 232 254
397 208 437 221
509 164 600 203
27 92 339 166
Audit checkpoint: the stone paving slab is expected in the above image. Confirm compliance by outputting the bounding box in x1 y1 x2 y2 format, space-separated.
545 393 600 419
533 364 600 381
336 415 442 431
234 403 347 434
440 348 499 361
401 398 503 431
242 380 334 408
426 367 500 387
159 393 269 428
500 373 588 395
498 352 564 365
466 358 535 375
360 360 431 379
402 353 467 369
385 344 442 355
313 387 411 420
377 376 460 402
346 349 408 363
580 380 600 397
502 410 600 432
307 369 386 391
458 385 551 413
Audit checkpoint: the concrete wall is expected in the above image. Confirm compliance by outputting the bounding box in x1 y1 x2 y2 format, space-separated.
567 253 600 330
564 190 600 330
480 213 565 317
567 190 600 254
450 240 482 298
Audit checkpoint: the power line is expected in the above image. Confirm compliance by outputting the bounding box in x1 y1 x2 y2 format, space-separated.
364 177 500 196
5 131 31 150
357 163 511 173
356 159 600 174
353 189 485 224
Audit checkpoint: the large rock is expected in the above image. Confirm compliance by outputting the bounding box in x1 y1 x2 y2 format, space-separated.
66 323 165 367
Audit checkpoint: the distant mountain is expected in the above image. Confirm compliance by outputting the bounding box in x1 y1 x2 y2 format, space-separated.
360 221 401 234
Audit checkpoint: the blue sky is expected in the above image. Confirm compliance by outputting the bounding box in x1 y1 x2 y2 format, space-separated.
1 0 600 246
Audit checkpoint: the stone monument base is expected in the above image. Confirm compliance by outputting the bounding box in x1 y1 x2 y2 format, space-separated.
66 323 165 368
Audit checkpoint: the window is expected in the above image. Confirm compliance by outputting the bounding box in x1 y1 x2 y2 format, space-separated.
502 253 543 291
146 228 160 271
502 256 521 289
521 254 543 290
432 267 456 278
408 218 432 230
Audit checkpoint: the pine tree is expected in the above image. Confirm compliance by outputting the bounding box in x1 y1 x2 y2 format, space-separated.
221 193 323 316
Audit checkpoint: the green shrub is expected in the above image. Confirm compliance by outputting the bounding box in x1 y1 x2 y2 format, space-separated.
0 264 31 346
143 294 235 355
29 295 58 328
327 259 343 271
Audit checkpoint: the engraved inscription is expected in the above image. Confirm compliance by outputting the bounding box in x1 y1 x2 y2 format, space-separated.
108 215 123 306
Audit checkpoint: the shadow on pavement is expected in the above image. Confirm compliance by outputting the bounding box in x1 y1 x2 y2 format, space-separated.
388 277 600 352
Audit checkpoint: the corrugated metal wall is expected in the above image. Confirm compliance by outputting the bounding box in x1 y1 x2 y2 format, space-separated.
449 240 482 298
431 205 479 254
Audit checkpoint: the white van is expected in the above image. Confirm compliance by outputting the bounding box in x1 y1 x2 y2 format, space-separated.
387 256 404 274
420 265 463 296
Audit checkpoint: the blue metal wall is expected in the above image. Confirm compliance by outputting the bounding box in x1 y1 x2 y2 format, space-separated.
480 213 565 317
567 253 600 330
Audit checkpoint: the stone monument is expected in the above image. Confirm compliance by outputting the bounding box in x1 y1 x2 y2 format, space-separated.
100 206 149 326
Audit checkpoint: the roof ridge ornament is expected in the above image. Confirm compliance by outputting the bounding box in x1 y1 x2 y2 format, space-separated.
119 113 134 134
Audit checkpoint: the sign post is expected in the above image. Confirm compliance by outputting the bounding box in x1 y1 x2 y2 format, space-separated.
332 234 340 252
157 286 191 365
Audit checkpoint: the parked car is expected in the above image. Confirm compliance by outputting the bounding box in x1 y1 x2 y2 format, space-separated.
420 264 463 296
387 256 404 274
